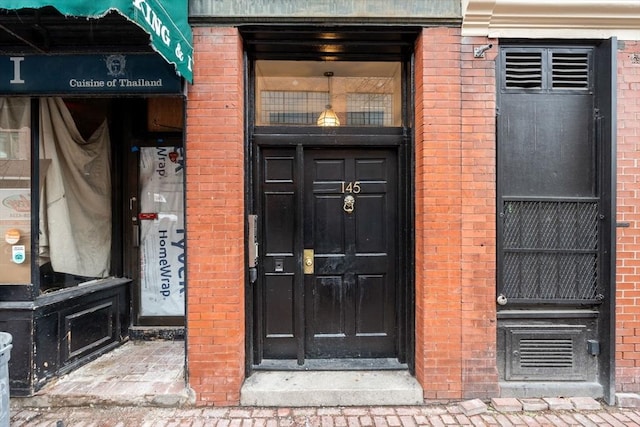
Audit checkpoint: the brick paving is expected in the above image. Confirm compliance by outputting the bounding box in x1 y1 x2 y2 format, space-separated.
10 403 640 427
8 342 640 426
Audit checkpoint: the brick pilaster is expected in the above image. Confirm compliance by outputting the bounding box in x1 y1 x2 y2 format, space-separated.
186 27 245 406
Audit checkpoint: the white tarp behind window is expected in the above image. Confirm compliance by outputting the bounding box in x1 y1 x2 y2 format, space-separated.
39 98 111 277
139 146 185 316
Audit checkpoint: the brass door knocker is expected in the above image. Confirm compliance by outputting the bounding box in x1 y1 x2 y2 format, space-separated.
343 195 355 213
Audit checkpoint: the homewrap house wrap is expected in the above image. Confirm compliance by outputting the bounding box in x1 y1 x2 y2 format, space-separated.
0 0 639 407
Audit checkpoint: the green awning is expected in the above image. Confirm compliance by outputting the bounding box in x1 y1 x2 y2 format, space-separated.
2 0 193 83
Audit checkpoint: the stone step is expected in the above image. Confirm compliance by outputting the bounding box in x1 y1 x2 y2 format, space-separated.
240 371 424 407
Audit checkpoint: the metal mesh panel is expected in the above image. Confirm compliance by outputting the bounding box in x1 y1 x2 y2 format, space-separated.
502 201 598 301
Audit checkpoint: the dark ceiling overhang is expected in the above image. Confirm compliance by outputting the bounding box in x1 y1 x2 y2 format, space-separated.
239 25 423 61
0 7 152 54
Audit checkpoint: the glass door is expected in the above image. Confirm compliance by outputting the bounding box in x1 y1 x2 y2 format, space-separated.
137 145 185 318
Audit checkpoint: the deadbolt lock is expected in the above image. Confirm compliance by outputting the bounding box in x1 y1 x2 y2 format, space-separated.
303 249 314 274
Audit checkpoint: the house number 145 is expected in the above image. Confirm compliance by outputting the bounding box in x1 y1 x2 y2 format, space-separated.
341 181 361 194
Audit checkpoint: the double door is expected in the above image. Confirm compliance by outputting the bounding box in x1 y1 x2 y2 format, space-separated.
255 146 399 362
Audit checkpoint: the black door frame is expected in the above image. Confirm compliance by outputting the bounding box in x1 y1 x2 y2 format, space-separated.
241 25 419 377
248 129 412 370
119 98 186 328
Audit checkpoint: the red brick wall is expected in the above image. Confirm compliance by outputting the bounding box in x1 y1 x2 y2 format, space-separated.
459 36 499 399
616 40 640 393
414 28 498 401
186 27 245 406
183 24 639 405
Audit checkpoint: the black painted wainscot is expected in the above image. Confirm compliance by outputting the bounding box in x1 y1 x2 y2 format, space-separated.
0 278 131 396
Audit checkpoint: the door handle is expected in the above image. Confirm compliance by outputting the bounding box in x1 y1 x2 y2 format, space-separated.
303 249 314 274
132 224 139 247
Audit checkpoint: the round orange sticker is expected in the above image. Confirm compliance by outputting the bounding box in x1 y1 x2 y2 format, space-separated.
5 229 20 245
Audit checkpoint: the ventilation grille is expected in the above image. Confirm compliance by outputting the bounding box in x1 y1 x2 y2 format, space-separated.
519 338 573 368
503 327 592 381
505 51 543 89
552 52 590 90
502 48 592 92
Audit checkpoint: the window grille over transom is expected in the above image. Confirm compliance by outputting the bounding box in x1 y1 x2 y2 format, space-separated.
261 91 327 125
346 93 393 126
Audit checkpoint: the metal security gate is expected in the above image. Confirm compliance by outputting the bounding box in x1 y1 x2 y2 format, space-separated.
501 200 600 302
496 41 616 402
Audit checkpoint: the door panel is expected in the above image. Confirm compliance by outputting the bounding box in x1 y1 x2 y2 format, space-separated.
257 146 398 361
260 148 299 358
304 149 397 358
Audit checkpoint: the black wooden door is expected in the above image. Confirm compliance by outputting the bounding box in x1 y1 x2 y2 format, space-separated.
257 146 398 361
304 149 397 358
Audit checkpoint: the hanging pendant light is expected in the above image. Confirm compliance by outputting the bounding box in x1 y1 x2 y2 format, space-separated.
317 71 340 126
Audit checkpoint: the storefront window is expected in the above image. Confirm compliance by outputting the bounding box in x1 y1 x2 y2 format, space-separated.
255 61 402 127
38 98 112 292
0 98 31 284
1 97 114 289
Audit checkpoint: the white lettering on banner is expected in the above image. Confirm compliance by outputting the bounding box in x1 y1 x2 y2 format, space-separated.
69 79 105 88
175 43 184 62
139 146 184 317
9 57 25 84
132 0 171 47
172 229 186 295
118 78 163 87
159 229 171 297
157 147 167 176
66 78 162 89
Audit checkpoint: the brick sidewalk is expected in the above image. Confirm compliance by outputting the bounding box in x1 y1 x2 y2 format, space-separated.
10 403 640 427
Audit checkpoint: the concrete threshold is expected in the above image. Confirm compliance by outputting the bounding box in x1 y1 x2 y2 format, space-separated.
240 370 424 407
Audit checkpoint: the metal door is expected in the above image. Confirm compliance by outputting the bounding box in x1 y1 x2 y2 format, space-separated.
256 146 398 362
496 42 616 401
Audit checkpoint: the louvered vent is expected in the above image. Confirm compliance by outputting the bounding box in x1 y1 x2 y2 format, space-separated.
504 51 543 89
519 338 574 368
552 52 590 90
503 327 593 381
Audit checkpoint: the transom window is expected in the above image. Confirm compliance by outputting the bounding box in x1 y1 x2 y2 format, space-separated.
255 61 401 127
